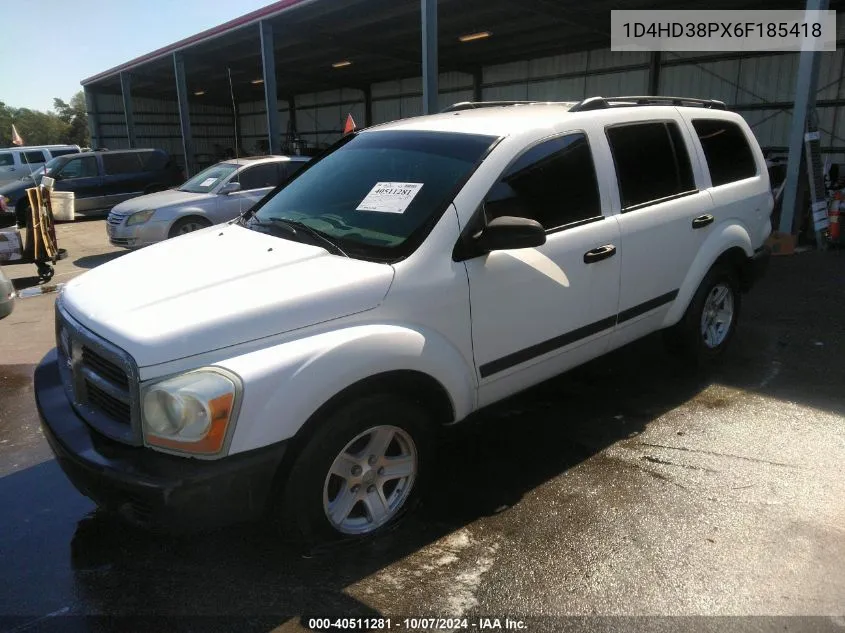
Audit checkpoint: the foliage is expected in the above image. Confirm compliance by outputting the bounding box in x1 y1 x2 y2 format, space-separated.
0 92 90 148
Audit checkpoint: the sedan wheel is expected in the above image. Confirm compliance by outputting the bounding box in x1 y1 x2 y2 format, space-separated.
700 283 734 349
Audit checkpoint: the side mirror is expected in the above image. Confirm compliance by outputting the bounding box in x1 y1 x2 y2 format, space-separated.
219 181 241 195
474 215 546 252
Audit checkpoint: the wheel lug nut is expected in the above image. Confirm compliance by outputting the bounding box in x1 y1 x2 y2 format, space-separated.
351 484 360 494
378 467 385 475
368 455 377 466
351 465 362 476
367 485 376 493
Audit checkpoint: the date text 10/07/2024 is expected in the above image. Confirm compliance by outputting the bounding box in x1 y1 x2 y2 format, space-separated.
307 618 528 630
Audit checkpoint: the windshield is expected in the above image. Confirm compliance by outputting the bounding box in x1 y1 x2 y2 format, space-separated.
21 157 63 182
179 163 238 193
250 130 497 260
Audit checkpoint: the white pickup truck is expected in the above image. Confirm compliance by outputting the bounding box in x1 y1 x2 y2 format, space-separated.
35 96 772 543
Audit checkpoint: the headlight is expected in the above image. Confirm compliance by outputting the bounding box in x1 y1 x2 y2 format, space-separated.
0 196 9 212
141 368 241 456
127 209 155 226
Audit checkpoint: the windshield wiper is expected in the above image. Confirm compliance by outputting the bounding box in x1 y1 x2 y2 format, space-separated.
255 216 349 257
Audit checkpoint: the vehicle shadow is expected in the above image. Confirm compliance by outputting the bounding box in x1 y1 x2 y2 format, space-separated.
2 253 841 631
72 251 126 269
0 334 715 632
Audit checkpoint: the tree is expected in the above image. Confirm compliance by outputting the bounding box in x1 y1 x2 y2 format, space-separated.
53 92 90 147
0 92 90 148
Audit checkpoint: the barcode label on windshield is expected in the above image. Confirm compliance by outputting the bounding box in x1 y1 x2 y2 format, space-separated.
356 182 424 213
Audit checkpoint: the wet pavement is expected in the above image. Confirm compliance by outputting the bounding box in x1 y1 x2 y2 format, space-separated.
0 225 844 632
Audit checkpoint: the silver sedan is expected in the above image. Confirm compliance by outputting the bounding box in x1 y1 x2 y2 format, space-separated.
106 155 309 249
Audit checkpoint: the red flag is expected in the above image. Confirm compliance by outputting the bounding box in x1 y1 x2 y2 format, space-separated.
11 124 23 146
343 114 356 135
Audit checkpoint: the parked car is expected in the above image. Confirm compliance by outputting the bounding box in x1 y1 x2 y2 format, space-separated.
0 266 14 319
0 145 81 186
106 155 310 249
35 96 772 542
0 149 184 228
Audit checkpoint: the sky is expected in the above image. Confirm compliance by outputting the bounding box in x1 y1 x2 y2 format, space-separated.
0 0 277 112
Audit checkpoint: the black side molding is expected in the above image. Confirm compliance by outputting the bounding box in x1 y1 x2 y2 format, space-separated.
478 289 679 378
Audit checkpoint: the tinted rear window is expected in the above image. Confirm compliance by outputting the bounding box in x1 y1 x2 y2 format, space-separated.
692 119 757 186
0 153 13 167
49 148 79 157
22 151 46 164
606 121 696 210
103 152 143 175
141 150 168 171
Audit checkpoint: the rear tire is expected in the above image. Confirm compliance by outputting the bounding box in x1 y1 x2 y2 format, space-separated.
168 216 211 238
663 264 741 365
272 394 433 545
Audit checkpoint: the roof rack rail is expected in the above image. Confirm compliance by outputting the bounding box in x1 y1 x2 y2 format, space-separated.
441 100 573 113
569 95 727 112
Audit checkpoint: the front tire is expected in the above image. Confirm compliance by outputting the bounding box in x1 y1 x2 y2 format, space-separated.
273 394 433 545
168 216 211 238
664 264 741 364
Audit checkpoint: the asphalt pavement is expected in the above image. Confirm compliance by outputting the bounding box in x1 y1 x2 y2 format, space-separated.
0 221 843 633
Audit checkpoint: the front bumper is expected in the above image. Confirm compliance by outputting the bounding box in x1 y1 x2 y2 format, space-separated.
106 217 170 249
35 348 287 532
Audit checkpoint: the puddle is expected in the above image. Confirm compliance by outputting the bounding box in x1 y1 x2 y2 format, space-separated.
15 283 64 299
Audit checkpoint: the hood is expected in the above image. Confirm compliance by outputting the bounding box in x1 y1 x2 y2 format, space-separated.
0 178 31 200
110 189 215 215
60 224 395 367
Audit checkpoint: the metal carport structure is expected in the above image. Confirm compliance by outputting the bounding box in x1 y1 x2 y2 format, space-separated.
81 0 845 229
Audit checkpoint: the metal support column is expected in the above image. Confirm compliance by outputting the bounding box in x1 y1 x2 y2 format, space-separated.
83 87 101 150
421 0 439 114
173 52 196 176
364 86 373 127
260 20 281 155
779 0 829 234
648 52 661 95
120 72 136 148
472 69 483 103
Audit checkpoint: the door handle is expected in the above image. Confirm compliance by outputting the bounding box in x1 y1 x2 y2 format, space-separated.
583 244 617 264
692 214 714 229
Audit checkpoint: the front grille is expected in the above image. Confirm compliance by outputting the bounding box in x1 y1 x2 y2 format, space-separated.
86 380 131 422
56 301 141 445
109 237 132 247
82 346 128 388
107 214 124 226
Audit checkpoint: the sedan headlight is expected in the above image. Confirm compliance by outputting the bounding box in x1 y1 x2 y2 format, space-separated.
141 368 241 456
127 209 156 226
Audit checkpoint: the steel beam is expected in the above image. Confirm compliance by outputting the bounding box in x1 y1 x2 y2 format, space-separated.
120 72 136 148
472 69 483 102
363 86 373 127
779 0 829 234
173 52 196 176
648 52 661 95
83 87 101 150
421 0 439 114
260 20 281 155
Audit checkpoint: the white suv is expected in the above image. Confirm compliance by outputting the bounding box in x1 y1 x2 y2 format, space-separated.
35 96 772 542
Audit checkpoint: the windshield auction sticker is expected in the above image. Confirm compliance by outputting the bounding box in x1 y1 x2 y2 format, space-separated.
200 178 218 187
356 182 424 213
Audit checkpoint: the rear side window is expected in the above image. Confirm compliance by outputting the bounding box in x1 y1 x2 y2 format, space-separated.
141 150 168 171
0 153 14 167
606 121 696 210
692 119 757 186
103 152 143 175
281 161 308 180
49 148 79 158
22 151 46 164
238 163 283 190
485 132 602 231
